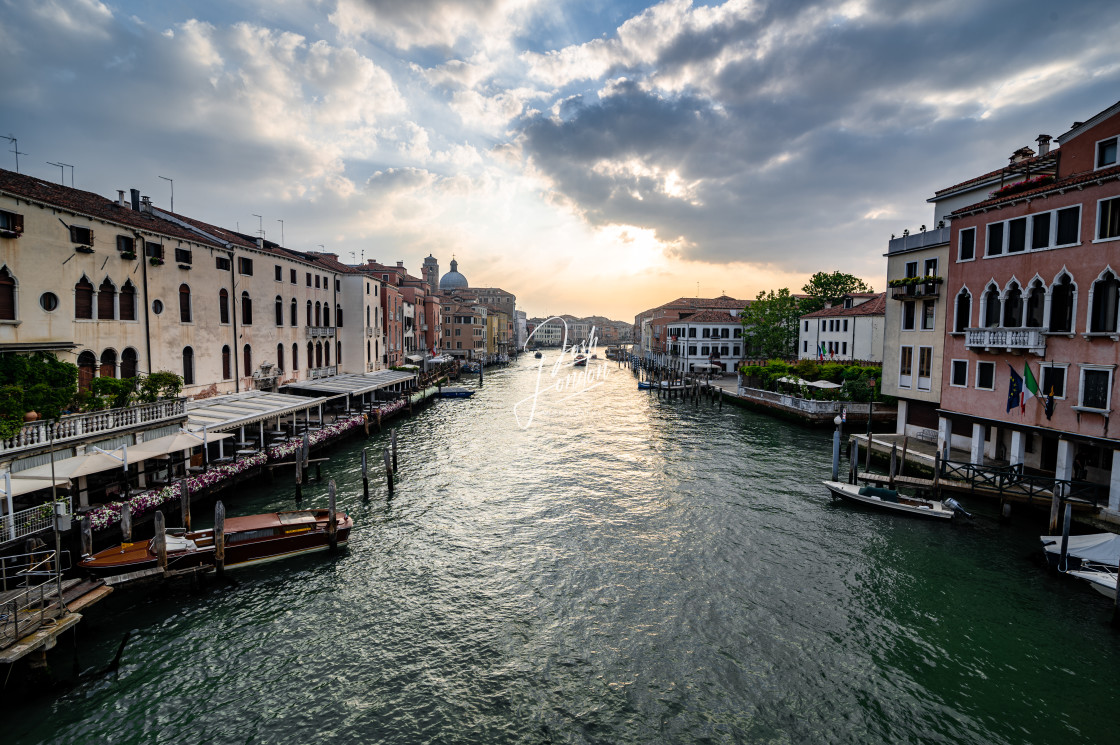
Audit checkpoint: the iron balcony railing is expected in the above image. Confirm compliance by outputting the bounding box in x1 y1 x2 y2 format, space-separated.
308 365 338 380
964 327 1046 355
0 399 186 456
306 326 336 338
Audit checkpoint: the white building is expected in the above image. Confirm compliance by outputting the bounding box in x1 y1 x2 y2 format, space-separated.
798 293 886 363
664 309 744 373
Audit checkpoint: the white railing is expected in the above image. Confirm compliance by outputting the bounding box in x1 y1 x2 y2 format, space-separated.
308 365 338 380
736 387 884 416
965 327 1046 354
306 326 336 338
0 498 71 546
0 399 186 456
366 327 374 337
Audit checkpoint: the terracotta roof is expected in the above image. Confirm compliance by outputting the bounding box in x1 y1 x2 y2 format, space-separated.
933 150 1059 198
678 309 741 323
950 162 1120 217
800 293 886 318
0 168 224 247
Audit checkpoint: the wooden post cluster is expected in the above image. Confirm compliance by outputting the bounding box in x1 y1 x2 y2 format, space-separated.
121 504 133 543
154 510 167 571
888 442 898 490
383 447 394 495
391 428 399 472
214 500 226 576
181 480 191 532
80 516 93 557
327 480 338 551
898 436 909 479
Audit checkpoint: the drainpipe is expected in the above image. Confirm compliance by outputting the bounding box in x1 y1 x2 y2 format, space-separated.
229 251 240 391
135 231 153 375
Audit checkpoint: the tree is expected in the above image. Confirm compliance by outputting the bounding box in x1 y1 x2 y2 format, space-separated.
740 288 802 359
800 271 873 315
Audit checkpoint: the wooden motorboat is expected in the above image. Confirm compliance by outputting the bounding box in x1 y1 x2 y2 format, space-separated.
80 509 353 576
573 354 587 367
822 480 957 520
439 386 475 398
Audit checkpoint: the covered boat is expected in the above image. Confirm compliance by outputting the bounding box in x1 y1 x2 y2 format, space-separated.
822 480 958 520
80 509 352 577
1040 532 1120 572
1067 568 1118 600
440 386 475 398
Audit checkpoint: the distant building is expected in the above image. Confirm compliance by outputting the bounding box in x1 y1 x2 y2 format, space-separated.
633 296 749 368
797 293 886 363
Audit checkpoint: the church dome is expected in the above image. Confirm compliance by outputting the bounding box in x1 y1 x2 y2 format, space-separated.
439 259 468 291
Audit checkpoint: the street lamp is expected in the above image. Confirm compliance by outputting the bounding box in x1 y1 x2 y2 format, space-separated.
832 414 843 481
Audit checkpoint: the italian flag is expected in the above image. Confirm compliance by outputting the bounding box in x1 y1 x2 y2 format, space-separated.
1021 362 1039 412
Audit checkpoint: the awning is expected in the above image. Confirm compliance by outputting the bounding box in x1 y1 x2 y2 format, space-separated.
17 449 129 480
129 431 233 459
283 370 417 397
406 354 425 362
186 391 328 432
776 376 842 389
0 475 71 498
0 341 78 353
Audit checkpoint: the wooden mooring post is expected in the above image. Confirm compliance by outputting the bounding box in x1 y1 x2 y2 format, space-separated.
888 442 898 490
864 434 873 473
391 428 399 472
1058 502 1073 571
851 438 859 484
1048 486 1062 534
327 480 338 551
932 452 941 491
121 504 132 543
898 436 909 478
154 510 167 571
80 516 92 557
383 447 394 496
214 500 226 576
302 432 311 481
181 480 191 532
295 444 304 502
362 448 369 499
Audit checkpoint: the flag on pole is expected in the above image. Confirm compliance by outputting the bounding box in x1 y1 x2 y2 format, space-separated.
1007 364 1023 414
1022 362 1039 412
818 343 824 361
1044 386 1055 420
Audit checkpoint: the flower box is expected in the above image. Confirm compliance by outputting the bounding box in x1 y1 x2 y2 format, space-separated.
75 245 94 254
149 257 164 266
120 252 137 260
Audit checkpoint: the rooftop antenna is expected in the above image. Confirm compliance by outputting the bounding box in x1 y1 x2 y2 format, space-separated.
1 135 25 173
252 214 264 241
277 219 284 247
46 161 66 184
158 175 174 212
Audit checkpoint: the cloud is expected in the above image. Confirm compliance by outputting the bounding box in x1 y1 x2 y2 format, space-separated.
329 0 538 52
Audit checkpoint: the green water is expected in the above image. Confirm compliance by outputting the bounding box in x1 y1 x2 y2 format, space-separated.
8 356 1120 744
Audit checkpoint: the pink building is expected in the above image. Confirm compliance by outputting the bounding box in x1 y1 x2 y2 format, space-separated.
937 100 1120 514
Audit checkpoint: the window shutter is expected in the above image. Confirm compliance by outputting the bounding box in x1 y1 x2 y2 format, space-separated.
0 269 14 320
12 214 23 235
75 280 93 319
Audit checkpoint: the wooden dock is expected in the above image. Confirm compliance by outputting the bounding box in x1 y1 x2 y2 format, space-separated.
0 578 113 664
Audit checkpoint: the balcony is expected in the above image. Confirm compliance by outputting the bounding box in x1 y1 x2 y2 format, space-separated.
308 365 338 380
965 327 1047 356
365 327 374 337
0 398 186 456
890 278 942 301
306 326 335 338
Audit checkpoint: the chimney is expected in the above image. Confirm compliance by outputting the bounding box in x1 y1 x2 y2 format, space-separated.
397 261 405 268
256 237 264 249
130 188 140 211
140 195 151 213
1036 134 1051 156
117 190 127 208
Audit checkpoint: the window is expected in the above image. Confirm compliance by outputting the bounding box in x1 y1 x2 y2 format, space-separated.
175 247 192 264
922 300 936 330
145 241 163 259
238 257 253 276
1078 367 1112 411
1096 136 1118 169
923 258 938 277
905 261 917 277
1098 196 1120 240
99 349 116 379
178 284 191 323
219 289 230 324
1040 364 1066 398
290 298 298 326
152 299 163 315
275 265 283 281
336 305 343 327
292 343 299 371
277 343 284 372
96 279 115 320
1007 217 1027 253
324 342 330 367
804 321 808 331
275 296 284 326
902 301 915 331
0 210 24 237
702 328 710 338
1025 280 1045 327
39 292 57 313
323 305 330 327
1056 206 1080 246
222 345 231 380
306 272 312 287
75 277 94 319
216 256 231 271
841 342 847 355
1002 282 1022 327
241 291 252 325
183 347 195 385
315 342 322 367
986 222 1003 256
917 347 932 390
121 348 138 379
898 347 913 388
0 267 15 320
976 361 995 390
954 288 971 332
959 228 976 261
842 320 848 332
950 360 969 387
315 301 321 327
983 284 1000 327
244 344 252 375
77 351 95 391
803 341 808 353
1089 270 1119 332
291 268 297 284
117 235 134 253
335 279 341 292
69 225 93 246
315 275 320 289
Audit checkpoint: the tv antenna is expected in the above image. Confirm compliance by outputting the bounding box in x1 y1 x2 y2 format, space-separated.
277 219 284 247
46 161 74 186
252 214 264 241
158 175 174 212
1 135 26 173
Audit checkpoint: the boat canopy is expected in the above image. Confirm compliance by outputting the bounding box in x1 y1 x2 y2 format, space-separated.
1042 532 1120 566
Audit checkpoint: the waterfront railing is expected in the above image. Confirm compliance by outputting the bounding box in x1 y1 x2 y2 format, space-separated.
0 549 70 649
0 398 187 457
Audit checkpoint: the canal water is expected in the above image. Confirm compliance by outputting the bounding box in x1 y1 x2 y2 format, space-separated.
9 355 1120 744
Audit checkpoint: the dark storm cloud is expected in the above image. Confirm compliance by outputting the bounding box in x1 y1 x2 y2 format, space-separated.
515 0 1120 271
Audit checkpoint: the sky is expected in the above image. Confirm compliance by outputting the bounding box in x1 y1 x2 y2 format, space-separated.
2 0 1119 320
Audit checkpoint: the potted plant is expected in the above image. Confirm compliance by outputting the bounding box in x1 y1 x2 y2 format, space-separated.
121 251 137 260
149 256 164 266
75 245 94 254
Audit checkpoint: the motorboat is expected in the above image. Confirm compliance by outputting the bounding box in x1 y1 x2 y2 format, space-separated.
1040 532 1120 572
1067 568 1118 600
534 351 542 359
822 480 963 520
80 509 352 576
573 355 587 367
440 386 475 398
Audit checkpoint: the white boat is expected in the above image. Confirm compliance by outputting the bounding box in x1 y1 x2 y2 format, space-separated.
822 480 958 520
1067 568 1118 600
1040 532 1120 571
